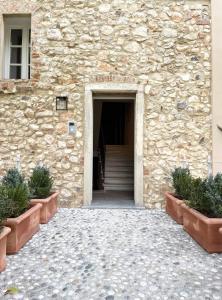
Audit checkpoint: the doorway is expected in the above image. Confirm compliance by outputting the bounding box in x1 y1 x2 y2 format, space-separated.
84 83 144 208
92 99 135 207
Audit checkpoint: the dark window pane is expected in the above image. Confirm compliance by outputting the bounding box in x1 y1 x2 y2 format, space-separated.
28 65 30 79
11 29 23 45
10 47 22 64
29 29 31 44
10 66 21 79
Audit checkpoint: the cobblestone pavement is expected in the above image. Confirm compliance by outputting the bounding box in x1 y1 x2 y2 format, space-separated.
1 209 222 300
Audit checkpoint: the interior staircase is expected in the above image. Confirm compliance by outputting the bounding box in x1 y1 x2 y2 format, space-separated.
104 145 134 191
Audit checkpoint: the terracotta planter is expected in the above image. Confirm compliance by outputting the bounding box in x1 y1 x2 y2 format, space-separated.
0 227 11 272
182 203 222 253
165 192 184 225
31 192 59 224
4 203 42 254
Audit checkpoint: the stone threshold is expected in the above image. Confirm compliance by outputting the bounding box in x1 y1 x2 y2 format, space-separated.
82 206 145 210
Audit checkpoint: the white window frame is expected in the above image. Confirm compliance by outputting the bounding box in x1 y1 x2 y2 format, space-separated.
4 16 31 80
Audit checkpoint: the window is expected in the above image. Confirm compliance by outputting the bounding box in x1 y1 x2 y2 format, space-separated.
4 16 31 80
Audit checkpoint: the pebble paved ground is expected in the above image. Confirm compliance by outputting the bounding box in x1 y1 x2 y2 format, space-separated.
1 208 222 300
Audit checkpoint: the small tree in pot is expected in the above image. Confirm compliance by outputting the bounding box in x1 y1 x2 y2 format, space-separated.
172 167 192 200
0 182 26 270
1 168 30 217
180 173 222 253
1 168 42 254
29 166 53 199
165 167 192 224
29 166 59 224
186 174 222 218
0 192 11 272
2 168 25 188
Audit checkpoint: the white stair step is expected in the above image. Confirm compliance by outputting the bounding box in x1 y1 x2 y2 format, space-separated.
105 171 133 178
106 145 132 148
105 178 134 184
106 149 133 153
104 184 134 191
106 152 133 156
106 165 133 170
106 164 133 169
105 159 133 166
106 148 133 151
106 157 133 161
104 145 134 192
106 151 133 155
106 154 133 158
106 167 133 171
106 159 133 165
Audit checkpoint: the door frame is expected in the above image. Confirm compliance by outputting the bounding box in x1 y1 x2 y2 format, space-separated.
212 0 222 174
84 83 144 207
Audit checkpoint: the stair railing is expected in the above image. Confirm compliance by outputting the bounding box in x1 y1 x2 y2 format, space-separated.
97 128 106 189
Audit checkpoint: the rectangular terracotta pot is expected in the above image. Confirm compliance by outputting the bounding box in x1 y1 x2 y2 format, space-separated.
165 192 184 225
181 203 222 253
0 227 11 272
4 203 42 254
31 192 59 224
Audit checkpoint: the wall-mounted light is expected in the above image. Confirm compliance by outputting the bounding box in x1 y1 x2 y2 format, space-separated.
56 96 68 111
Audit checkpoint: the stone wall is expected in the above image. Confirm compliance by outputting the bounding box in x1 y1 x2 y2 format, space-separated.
0 0 211 208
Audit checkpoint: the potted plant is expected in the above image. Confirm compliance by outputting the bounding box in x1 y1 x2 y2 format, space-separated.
2 168 42 254
0 196 11 272
29 166 58 224
181 174 222 253
165 167 192 224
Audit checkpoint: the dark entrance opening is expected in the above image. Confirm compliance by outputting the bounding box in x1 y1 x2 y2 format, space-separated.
92 97 135 207
102 102 125 145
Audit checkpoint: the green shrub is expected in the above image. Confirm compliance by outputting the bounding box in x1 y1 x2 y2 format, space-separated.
0 168 29 220
187 177 207 212
186 175 222 218
7 184 30 217
0 213 4 233
171 168 222 218
0 202 4 233
202 176 222 217
2 168 24 187
213 173 222 198
29 166 53 199
0 186 13 227
172 167 192 200
0 184 30 218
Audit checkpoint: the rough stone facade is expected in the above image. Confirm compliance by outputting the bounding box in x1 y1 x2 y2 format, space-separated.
0 0 211 208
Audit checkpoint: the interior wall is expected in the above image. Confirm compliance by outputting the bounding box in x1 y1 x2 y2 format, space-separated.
101 102 126 145
0 14 4 79
212 0 222 174
124 102 134 148
93 100 102 153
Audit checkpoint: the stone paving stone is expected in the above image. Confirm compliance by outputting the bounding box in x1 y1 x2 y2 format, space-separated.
0 209 222 300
